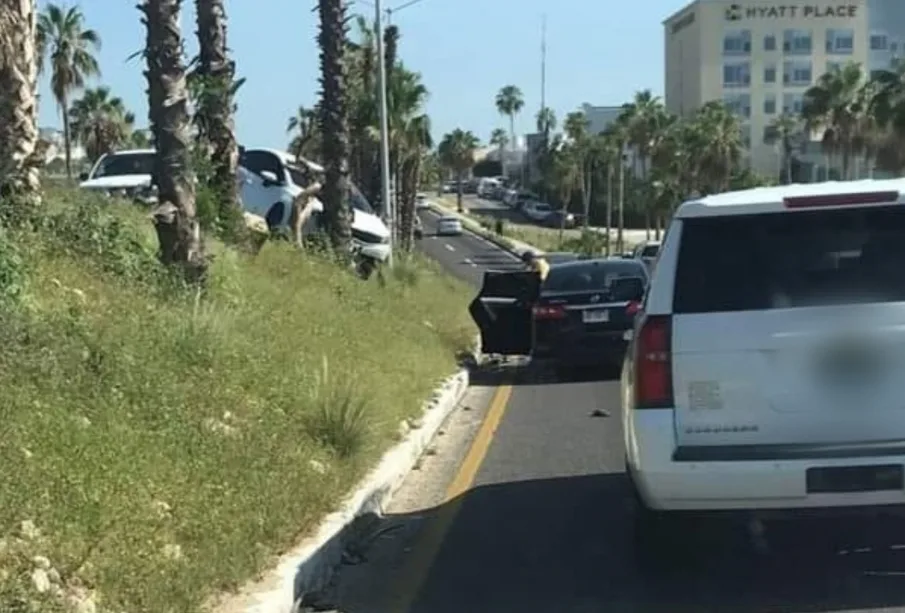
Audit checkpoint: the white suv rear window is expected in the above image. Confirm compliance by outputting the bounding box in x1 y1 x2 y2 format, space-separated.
673 205 905 313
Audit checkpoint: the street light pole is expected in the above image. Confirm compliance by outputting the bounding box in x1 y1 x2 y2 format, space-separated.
375 0 393 266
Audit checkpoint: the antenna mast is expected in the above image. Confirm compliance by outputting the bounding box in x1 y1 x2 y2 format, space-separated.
540 14 547 112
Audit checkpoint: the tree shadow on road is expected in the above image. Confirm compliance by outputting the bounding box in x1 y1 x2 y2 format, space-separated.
331 471 905 613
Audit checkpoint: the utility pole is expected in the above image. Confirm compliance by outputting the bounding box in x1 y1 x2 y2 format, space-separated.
617 148 625 254
375 0 393 266
540 14 547 112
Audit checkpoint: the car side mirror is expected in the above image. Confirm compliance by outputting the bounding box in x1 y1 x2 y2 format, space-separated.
260 170 279 186
78 172 88 181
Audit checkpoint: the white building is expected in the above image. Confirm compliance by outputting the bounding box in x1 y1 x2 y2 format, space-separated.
663 0 905 179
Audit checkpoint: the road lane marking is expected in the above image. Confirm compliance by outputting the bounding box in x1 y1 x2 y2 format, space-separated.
388 384 513 613
444 244 455 252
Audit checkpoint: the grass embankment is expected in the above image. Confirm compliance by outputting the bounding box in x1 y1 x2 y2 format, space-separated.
0 188 474 613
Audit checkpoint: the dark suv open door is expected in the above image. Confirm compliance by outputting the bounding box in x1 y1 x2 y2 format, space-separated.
469 270 541 356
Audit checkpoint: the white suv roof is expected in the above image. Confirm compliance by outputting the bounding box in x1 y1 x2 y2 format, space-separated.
677 178 905 218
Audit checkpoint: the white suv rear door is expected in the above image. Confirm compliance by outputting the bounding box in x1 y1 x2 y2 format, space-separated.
669 200 905 451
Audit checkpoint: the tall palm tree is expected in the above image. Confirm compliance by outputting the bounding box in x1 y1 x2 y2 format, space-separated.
495 85 524 166
803 62 869 180
69 86 135 163
287 104 320 159
534 106 557 198
317 0 352 251
0 0 40 199
563 111 592 227
438 129 479 212
193 0 240 229
490 128 508 176
140 0 204 274
36 3 101 180
619 90 671 235
398 114 431 251
764 113 802 183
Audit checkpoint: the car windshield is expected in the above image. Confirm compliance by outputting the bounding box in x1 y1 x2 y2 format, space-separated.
642 244 659 257
673 205 905 313
92 152 154 178
543 260 647 299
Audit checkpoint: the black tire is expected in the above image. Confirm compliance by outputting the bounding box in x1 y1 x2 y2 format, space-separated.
265 202 286 233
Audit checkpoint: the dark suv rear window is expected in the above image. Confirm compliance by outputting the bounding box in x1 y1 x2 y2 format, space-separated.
543 260 646 296
673 205 905 314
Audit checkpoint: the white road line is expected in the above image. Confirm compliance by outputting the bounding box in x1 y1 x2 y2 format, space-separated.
444 244 455 252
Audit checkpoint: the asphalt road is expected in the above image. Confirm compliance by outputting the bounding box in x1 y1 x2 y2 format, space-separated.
331 210 905 613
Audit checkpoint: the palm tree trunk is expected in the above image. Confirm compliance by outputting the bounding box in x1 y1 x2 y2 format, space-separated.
0 0 40 200
142 0 205 276
61 92 72 180
456 170 464 212
317 0 352 252
195 0 240 234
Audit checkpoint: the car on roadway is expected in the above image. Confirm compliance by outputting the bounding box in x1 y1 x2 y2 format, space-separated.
623 179 905 568
522 201 554 223
415 193 431 210
631 240 660 270
436 215 463 236
467 256 647 371
531 258 648 372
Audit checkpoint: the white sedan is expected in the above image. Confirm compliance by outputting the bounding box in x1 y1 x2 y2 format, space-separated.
415 193 431 210
436 215 463 236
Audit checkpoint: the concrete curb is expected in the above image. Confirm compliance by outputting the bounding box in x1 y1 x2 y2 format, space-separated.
426 202 543 257
212 367 471 613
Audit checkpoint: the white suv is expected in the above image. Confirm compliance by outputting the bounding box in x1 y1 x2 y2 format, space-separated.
623 180 905 558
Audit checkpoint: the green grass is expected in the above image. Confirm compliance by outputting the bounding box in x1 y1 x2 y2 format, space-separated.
0 189 474 613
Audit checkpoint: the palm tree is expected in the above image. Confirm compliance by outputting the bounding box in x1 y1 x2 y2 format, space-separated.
37 3 101 181
317 0 353 252
140 0 204 275
0 0 41 199
398 114 431 251
193 0 240 229
130 129 152 149
535 106 557 197
495 85 524 164
764 113 803 183
490 128 508 176
564 110 592 227
438 129 479 212
69 86 135 163
803 62 869 179
287 104 319 159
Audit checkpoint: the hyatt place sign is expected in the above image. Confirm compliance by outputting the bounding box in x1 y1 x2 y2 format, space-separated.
725 4 858 20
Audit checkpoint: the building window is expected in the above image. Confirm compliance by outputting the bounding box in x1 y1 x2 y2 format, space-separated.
763 126 774 144
870 33 888 50
827 60 842 73
741 126 751 149
783 60 812 86
764 34 777 51
783 92 804 115
723 93 751 118
764 94 776 115
826 28 854 54
723 29 752 55
764 65 777 83
723 62 751 87
783 29 812 55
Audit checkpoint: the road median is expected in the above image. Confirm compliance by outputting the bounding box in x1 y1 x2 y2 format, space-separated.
0 189 476 613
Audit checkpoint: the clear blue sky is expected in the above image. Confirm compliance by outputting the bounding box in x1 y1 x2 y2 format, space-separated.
37 0 687 149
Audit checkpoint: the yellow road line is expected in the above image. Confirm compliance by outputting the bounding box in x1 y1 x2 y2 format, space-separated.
387 384 513 613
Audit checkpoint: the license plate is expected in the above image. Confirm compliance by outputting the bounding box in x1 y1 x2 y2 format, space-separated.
807 464 904 493
582 309 609 323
